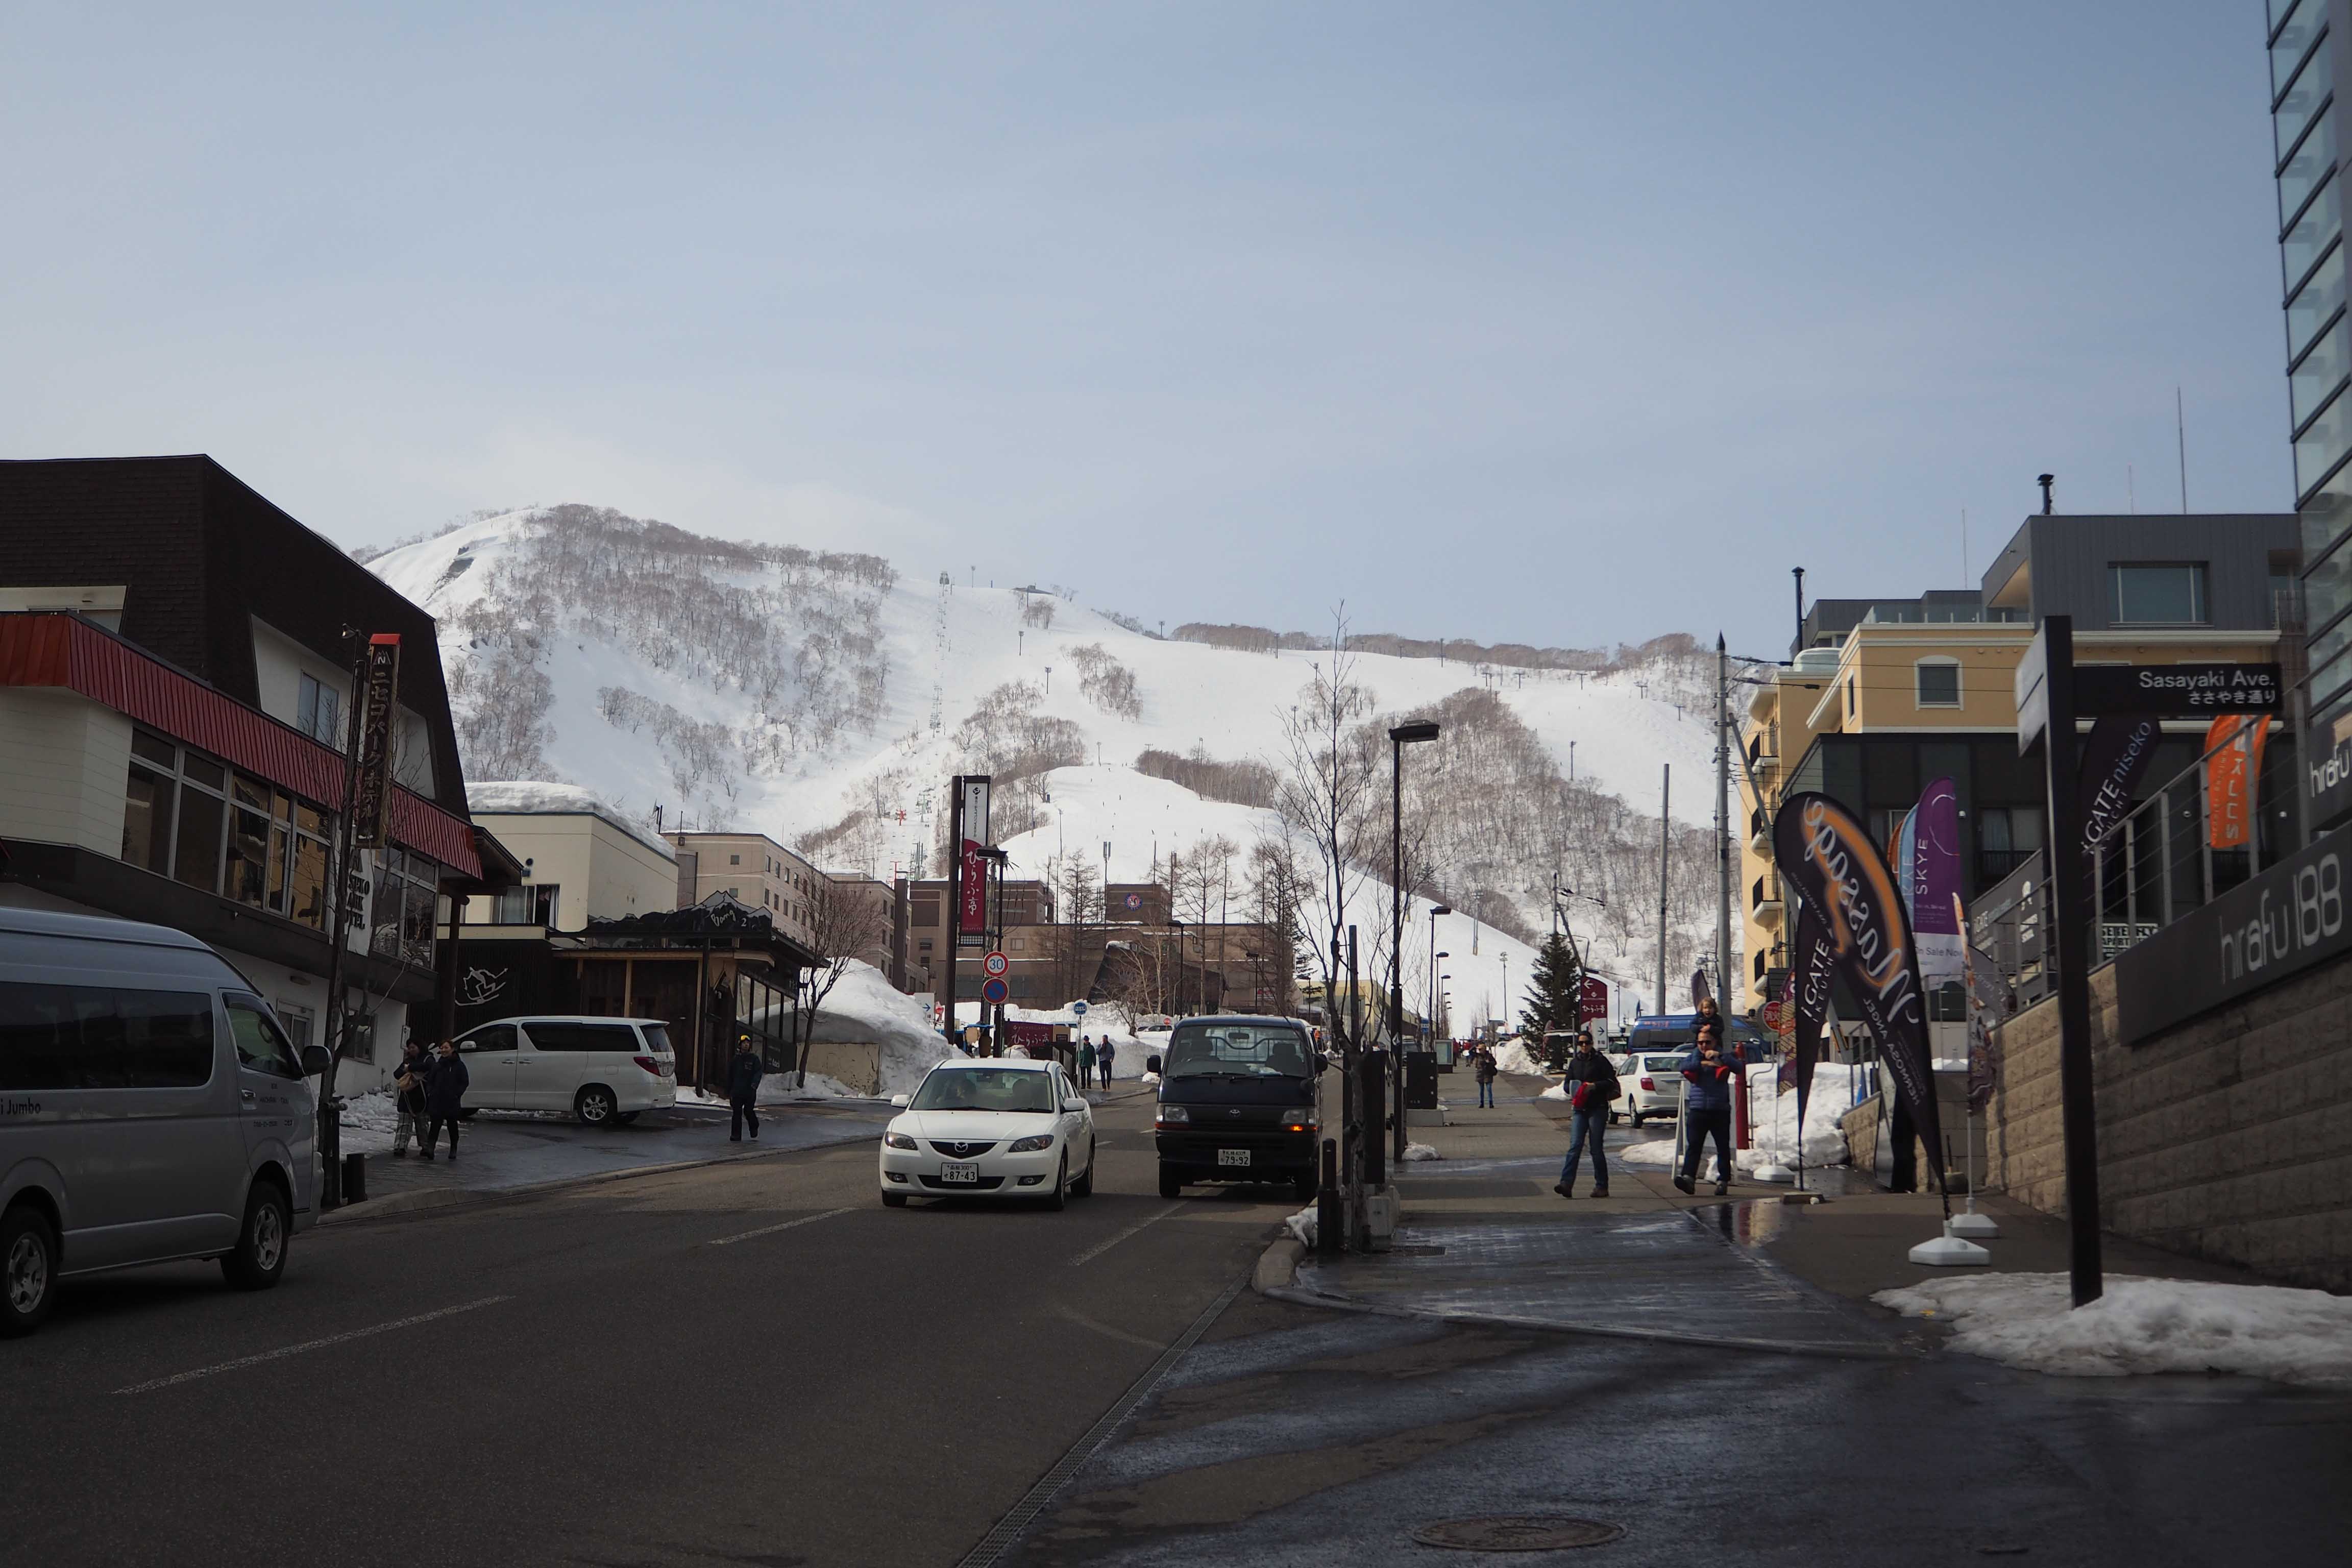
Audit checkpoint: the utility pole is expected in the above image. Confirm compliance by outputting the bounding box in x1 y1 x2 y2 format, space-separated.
316 630 370 1210
1656 763 1671 1017
1716 635 1732 1015
944 782 964 1047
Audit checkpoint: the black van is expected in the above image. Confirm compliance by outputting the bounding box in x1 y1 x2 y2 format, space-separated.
1154 1016 1320 1202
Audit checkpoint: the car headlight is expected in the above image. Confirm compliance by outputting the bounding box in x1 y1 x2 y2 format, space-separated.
1281 1108 1320 1133
884 1131 918 1150
1156 1103 1189 1126
1008 1134 1054 1153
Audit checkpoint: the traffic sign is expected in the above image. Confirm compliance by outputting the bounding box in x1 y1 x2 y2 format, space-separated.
1123 892 1142 910
982 976 1010 1004
982 950 1010 978
1072 1000 1089 1016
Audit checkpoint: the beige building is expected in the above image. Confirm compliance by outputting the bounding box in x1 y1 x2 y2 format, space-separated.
665 830 822 950
468 783 677 932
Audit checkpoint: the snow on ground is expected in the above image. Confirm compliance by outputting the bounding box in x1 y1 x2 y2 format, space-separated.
338 1088 399 1154
1536 1083 1569 1101
1612 1133 1680 1166
1490 1039 1547 1075
1733 1071 1853 1173
1284 1205 1317 1248
1402 1142 1441 1162
1874 1273 2352 1389
807 961 964 1097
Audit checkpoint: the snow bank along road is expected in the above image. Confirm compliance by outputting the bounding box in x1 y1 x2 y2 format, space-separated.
2 1096 1295 1568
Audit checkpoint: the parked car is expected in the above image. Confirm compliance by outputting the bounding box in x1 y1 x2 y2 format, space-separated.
1154 1015 1321 1202
449 1016 677 1125
878 1058 1095 1208
1 906 329 1336
1621 1052 1694 1128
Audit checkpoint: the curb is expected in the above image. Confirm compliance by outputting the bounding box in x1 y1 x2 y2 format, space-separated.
1252 1236 1305 1294
317 1124 883 1227
1259 1280 1917 1361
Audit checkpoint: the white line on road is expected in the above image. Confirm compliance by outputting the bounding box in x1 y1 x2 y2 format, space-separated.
706 1207 853 1246
114 1295 511 1395
1068 1202 1184 1267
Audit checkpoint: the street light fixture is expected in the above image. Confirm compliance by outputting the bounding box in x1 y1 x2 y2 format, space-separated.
1388 721 1440 1163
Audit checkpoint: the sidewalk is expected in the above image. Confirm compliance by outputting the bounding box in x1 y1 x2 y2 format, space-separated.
326 1098 894 1221
1283 1072 2279 1352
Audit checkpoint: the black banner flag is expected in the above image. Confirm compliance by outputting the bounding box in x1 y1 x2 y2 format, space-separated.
1773 792 1949 1196
2077 714 2162 857
1784 901 1833 1144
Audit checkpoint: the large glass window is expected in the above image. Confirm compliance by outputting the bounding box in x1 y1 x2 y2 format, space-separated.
297 673 342 747
370 847 438 968
2287 242 2344 363
2303 467 2352 631
173 778 224 891
2295 316 2352 429
121 765 173 872
2297 384 2352 499
2275 30 2333 160
2111 563 2209 624
2285 172 2341 288
2274 4 2321 101
227 776 271 911
2282 103 2338 231
122 730 335 926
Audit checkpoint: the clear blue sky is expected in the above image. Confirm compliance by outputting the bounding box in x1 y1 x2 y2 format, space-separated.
0 4 2294 655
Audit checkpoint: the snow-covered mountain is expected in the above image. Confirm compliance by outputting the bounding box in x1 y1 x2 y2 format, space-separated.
366 505 1737 1024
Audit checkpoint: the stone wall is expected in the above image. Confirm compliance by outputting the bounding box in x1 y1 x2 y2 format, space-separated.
1986 953 2352 1291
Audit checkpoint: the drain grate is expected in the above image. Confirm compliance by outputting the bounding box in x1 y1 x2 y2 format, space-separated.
1412 1516 1624 1552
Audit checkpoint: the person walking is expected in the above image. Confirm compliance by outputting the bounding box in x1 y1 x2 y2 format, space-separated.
1078 1036 1098 1092
728 1033 764 1142
1473 1044 1499 1109
1553 1033 1620 1198
1673 1022 1738 1196
420 1039 468 1161
390 1037 428 1157
1097 1036 1116 1086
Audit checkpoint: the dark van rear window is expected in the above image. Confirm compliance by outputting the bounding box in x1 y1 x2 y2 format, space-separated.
0 983 215 1090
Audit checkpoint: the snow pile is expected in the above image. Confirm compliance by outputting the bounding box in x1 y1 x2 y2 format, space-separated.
1490 1039 1548 1075
1734 1071 1852 1173
1537 1083 1569 1101
465 780 675 858
1614 1134 1679 1166
1284 1204 1317 1248
1874 1273 2352 1389
803 961 964 1097
338 1088 400 1154
1140 1071 1161 1085
679 1074 867 1107
1402 1142 1441 1162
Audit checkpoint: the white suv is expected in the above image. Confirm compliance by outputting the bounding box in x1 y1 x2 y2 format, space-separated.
450 1017 678 1126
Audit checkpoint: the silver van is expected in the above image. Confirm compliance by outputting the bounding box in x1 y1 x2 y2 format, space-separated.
1 906 328 1336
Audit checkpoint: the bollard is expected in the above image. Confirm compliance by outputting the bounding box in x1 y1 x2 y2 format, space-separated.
342 1152 367 1206
1359 1050 1387 1189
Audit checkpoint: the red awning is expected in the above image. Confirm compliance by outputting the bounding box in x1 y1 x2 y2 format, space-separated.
0 612 480 878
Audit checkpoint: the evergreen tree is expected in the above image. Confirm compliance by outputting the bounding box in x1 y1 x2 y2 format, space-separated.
1518 932 1583 1050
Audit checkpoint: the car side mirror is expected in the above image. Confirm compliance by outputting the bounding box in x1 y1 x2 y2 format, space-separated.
301 1045 332 1078
1062 1096 1089 1112
891 1094 911 1109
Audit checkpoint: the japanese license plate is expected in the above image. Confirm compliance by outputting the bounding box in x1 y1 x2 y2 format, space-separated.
940 1162 981 1184
1217 1148 1252 1167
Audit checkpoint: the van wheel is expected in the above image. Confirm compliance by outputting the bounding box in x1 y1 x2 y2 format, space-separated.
222 1183 289 1291
575 1086 618 1126
1159 1166 1184 1200
1 1205 58 1337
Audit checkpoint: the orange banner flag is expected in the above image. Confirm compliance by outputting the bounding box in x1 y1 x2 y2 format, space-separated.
2205 714 2272 850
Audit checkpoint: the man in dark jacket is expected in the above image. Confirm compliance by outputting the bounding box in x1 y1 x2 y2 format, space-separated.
1673 1023 1738 1196
1472 1045 1499 1109
1554 1034 1620 1198
728 1034 765 1141
391 1038 429 1157
420 1039 468 1161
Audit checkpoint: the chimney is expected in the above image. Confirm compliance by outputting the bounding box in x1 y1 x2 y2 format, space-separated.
2037 473 2055 516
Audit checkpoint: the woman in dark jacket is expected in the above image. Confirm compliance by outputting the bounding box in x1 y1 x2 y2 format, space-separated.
1473 1046 1499 1109
421 1039 469 1161
1554 1035 1620 1198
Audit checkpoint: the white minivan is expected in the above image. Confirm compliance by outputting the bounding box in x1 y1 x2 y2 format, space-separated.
1 906 327 1337
449 1016 677 1126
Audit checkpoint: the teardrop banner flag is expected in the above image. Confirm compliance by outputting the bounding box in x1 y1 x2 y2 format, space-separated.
1781 901 1833 1148
1774 791 1949 1197
1954 894 2007 1116
1908 778 1963 986
2204 714 2272 850
2078 715 2163 856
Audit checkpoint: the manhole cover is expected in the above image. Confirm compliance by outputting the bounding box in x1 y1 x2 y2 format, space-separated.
1411 1516 1624 1552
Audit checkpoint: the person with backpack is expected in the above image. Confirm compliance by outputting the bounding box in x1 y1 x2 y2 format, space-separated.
390 1037 429 1157
1472 1044 1499 1108
1674 1021 1739 1196
1553 1034 1620 1198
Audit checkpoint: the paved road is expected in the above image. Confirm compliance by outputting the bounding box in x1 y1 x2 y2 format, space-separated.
4 1094 1293 1567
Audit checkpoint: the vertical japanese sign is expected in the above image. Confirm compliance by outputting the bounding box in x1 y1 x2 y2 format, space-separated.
351 633 401 849
2205 715 2271 849
957 775 991 942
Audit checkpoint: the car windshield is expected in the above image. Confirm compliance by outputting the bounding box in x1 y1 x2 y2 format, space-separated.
1164 1023 1315 1080
911 1068 1056 1112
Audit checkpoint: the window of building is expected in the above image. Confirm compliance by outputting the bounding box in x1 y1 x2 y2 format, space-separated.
297 673 341 746
1915 661 1961 707
489 883 561 926
729 853 741 865
1844 679 1855 719
121 730 334 928
1977 806 2044 883
2110 563 2209 625
371 847 439 967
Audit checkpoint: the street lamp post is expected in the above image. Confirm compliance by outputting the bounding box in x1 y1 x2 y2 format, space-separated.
1426 904 1451 1055
1388 721 1440 1164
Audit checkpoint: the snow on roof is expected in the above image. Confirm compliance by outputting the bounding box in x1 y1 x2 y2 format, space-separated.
466 780 675 859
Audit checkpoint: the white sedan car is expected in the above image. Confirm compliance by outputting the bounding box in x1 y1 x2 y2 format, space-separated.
878 1059 1097 1209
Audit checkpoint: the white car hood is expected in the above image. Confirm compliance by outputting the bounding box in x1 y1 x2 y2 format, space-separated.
898 1109 1058 1143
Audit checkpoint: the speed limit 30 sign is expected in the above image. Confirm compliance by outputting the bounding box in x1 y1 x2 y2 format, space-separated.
982 950 1010 978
